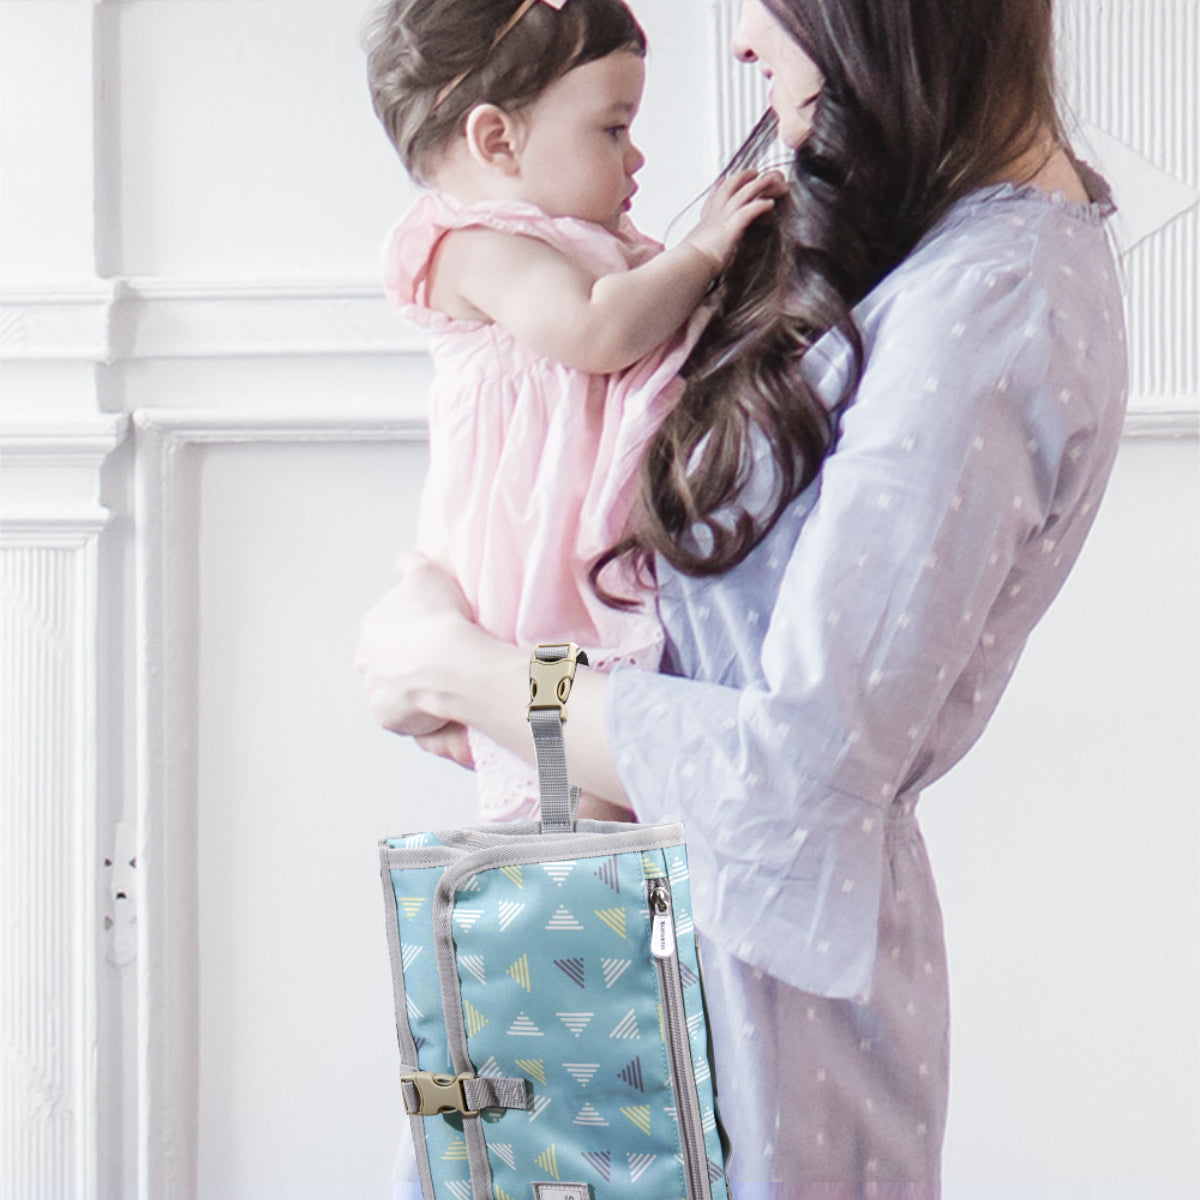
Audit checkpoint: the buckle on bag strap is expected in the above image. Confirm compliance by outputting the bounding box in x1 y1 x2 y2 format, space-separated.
528 643 589 834
527 642 589 722
400 1070 475 1116
400 1070 531 1117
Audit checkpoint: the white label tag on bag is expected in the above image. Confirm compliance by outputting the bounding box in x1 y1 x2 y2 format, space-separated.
532 1184 590 1200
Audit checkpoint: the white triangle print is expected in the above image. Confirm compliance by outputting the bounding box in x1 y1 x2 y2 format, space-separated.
563 1062 600 1087
601 958 632 988
497 901 525 931
556 1012 595 1037
542 861 577 885
453 908 484 930
458 954 486 985
507 1011 544 1037
546 905 584 930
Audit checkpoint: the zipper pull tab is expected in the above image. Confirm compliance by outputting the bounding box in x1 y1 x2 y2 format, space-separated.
649 882 675 960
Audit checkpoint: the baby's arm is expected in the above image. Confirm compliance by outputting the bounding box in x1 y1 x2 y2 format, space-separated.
432 170 781 374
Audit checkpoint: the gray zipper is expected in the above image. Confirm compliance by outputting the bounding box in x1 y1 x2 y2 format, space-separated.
648 877 713 1200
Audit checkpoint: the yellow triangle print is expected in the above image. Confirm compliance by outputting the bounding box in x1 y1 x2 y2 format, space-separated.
494 1189 516 1200
442 1136 469 1160
534 1144 559 1179
499 864 523 889
397 896 425 919
506 954 532 992
515 1057 547 1085
464 999 488 1037
621 1104 652 1135
595 907 627 938
641 854 665 877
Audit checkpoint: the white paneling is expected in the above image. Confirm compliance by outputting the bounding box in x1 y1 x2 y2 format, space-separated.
132 412 477 1197
0 526 104 1200
1057 0 1199 419
710 0 769 165
927 436 1199 1195
0 1 98 281
115 0 414 279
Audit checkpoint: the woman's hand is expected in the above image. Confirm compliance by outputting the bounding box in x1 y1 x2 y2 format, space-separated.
355 552 474 736
414 722 475 769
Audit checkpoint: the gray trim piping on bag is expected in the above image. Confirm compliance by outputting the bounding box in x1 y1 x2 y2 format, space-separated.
378 853 438 1199
651 871 713 1200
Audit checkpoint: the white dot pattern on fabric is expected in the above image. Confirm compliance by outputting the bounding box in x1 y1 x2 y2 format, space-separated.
601 171 1126 1190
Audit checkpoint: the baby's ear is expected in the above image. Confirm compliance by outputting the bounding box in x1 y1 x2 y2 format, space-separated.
464 104 521 174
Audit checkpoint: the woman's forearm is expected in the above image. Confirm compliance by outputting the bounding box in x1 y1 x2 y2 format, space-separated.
434 623 631 807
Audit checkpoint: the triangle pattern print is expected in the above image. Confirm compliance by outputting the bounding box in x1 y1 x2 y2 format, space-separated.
463 1000 488 1037
593 855 620 892
618 1056 644 1092
562 1063 600 1088
490 1144 516 1170
546 906 584 931
628 1152 657 1183
601 958 632 988
507 1012 544 1037
458 954 485 985
445 1183 471 1200
514 1058 547 1085
497 901 525 931
609 1009 639 1039
535 1145 559 1180
573 1103 609 1127
620 1104 652 1135
542 861 576 886
506 954 532 992
594 907 627 938
554 958 585 988
581 1150 612 1181
556 1012 595 1037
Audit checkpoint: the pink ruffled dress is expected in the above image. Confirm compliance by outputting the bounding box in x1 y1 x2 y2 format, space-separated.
383 191 706 820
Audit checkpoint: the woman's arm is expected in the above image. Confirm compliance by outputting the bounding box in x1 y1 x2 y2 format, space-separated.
430 170 781 374
356 554 629 804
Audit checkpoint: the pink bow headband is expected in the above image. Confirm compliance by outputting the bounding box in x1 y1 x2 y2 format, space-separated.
434 0 570 108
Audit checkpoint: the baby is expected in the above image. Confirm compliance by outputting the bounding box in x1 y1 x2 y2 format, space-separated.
366 0 778 820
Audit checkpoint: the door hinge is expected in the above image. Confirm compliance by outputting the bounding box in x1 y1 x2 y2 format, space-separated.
103 821 137 965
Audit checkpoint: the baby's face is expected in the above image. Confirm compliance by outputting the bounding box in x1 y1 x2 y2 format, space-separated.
509 50 647 232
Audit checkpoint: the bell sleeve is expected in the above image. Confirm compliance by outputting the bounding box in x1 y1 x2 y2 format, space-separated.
605 237 1114 999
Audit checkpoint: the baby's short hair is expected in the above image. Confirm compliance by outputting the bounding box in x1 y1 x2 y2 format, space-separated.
365 0 647 182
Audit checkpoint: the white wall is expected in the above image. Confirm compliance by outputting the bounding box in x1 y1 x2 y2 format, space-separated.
1 1 1196 1197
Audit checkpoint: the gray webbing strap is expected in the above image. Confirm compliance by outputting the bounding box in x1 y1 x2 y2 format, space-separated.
400 1071 530 1116
529 643 585 834
530 706 578 834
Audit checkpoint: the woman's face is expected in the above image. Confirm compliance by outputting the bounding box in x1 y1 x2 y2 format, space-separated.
732 0 823 148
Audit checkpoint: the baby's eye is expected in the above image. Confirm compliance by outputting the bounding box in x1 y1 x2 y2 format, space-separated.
604 124 628 140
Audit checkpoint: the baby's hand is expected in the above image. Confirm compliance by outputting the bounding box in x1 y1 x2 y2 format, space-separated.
684 168 786 272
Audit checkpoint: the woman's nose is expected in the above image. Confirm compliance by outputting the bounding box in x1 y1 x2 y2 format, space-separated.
731 2 757 62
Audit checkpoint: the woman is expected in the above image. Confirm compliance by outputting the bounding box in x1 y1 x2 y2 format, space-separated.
358 0 1127 1191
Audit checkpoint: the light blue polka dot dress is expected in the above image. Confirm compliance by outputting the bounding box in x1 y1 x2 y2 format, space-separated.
606 167 1127 1193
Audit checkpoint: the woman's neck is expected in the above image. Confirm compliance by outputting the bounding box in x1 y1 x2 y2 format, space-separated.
996 128 1090 204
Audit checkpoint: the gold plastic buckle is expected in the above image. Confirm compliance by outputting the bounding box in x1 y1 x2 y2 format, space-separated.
527 642 589 722
400 1070 477 1116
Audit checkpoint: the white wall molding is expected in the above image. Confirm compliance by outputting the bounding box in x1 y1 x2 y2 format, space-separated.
1 279 422 364
0 284 115 363
130 408 423 1196
1 529 104 1200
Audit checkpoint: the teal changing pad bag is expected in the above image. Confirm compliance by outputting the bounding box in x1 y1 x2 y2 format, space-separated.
379 643 731 1200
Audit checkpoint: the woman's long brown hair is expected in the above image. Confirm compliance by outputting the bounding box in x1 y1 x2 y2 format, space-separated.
598 0 1062 591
